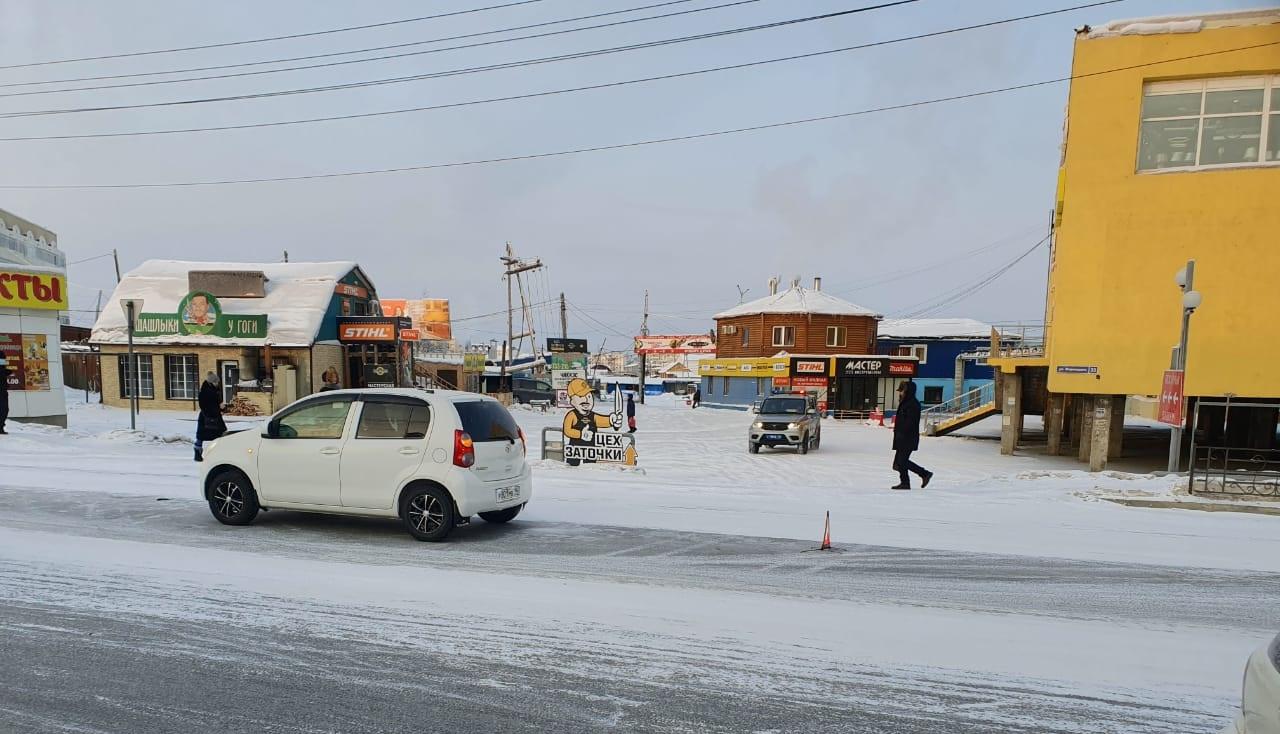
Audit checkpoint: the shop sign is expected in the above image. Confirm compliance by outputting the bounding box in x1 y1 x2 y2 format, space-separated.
1158 370 1185 426
792 376 828 388
363 363 396 388
888 361 917 377
634 334 716 355
335 283 368 299
561 379 638 465
399 328 421 341
0 269 67 311
547 338 588 353
772 377 791 387
837 357 886 376
0 333 50 392
462 352 487 371
337 317 406 343
133 291 268 339
790 357 830 377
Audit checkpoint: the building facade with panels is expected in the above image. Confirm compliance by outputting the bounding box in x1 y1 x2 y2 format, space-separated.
877 318 996 406
0 207 68 427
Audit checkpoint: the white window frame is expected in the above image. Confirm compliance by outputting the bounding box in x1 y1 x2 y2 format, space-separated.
825 325 847 348
165 354 200 400
912 344 927 365
1138 75 1280 173
772 325 795 348
741 327 749 348
119 354 155 399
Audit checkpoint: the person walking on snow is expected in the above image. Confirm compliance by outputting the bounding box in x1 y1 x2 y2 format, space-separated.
0 358 10 435
891 380 933 490
195 371 226 462
626 392 637 433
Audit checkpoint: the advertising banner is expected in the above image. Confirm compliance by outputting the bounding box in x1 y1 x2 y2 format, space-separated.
0 333 24 391
547 338 588 354
337 317 408 343
462 352 487 372
380 299 452 341
551 352 587 408
560 382 637 466
1158 370 1185 426
699 357 788 377
0 333 49 392
633 334 716 355
133 291 268 339
363 363 396 388
834 357 918 378
0 269 67 311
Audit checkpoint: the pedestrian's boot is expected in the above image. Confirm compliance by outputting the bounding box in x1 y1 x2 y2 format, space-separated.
194 447 203 463
921 471 933 488
891 483 910 490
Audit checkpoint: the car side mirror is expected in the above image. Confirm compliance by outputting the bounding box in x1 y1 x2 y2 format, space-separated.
264 419 279 439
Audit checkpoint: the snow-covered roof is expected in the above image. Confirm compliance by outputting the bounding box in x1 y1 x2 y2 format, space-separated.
1085 8 1280 39
714 287 880 320
878 318 994 340
91 260 364 347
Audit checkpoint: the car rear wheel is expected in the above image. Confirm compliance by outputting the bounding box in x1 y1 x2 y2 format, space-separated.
479 505 522 524
207 468 260 526
402 485 455 542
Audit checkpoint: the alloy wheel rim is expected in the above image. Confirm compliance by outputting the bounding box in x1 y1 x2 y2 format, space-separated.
408 494 444 533
212 481 244 518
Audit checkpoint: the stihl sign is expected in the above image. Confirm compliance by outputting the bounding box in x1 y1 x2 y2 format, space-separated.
793 360 828 374
0 270 67 310
338 322 397 342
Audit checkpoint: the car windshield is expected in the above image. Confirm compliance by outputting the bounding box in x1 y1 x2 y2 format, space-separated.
760 397 806 415
453 400 520 442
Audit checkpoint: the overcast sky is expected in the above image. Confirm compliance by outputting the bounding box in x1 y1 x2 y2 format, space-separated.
0 0 1251 347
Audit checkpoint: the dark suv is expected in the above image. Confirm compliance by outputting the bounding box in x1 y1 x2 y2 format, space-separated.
512 378 555 405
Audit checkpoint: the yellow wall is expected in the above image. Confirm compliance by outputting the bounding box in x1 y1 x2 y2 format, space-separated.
1047 21 1280 398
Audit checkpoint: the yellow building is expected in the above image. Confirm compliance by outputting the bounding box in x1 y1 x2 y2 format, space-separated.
992 9 1280 472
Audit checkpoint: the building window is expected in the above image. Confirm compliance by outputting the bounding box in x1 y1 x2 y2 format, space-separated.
826 326 847 348
1138 76 1280 171
923 386 944 405
165 354 200 400
756 377 767 395
723 376 730 396
741 327 749 348
772 326 795 348
118 354 154 399
707 377 715 395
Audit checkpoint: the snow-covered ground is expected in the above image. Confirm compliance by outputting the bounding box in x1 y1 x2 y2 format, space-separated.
1 389 1274 732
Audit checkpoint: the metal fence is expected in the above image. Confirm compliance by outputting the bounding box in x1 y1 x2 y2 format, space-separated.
1189 399 1280 498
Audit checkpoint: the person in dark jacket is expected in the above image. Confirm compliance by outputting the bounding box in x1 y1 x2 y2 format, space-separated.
626 393 637 432
0 359 10 435
690 384 701 409
195 371 226 462
891 380 933 490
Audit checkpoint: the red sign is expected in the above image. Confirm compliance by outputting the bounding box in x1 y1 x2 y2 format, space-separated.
1158 370 1185 426
399 328 421 341
793 360 827 374
634 335 717 355
888 361 917 376
335 283 368 299
338 322 397 342
792 376 828 388
772 377 791 387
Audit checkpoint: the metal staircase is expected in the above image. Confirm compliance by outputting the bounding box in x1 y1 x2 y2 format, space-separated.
922 383 997 436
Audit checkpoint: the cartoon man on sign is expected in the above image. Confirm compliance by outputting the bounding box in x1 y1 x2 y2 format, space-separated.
561 378 637 466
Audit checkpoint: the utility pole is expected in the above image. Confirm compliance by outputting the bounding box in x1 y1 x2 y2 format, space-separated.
499 243 543 400
560 292 568 340
1168 259 1201 472
638 290 649 404
112 249 122 283
283 250 289 263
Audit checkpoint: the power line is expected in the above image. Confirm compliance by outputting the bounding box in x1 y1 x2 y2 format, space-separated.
0 1 918 119
8 38 1275 190
892 235 1050 319
0 0 550 71
0 0 748 98
0 0 1119 142
566 301 631 338
66 251 116 265
452 297 559 323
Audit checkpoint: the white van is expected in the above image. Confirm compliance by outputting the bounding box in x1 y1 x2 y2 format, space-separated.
199 389 532 541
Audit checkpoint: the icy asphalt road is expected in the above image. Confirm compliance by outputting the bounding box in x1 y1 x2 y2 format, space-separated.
1 485 1273 733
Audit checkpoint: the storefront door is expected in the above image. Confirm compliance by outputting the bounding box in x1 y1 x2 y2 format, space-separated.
218 361 239 404
837 376 878 413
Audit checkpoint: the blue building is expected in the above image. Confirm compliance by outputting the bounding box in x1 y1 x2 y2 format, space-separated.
877 319 996 407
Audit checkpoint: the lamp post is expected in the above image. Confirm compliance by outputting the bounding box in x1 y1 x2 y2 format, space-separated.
1167 260 1201 472
119 298 143 431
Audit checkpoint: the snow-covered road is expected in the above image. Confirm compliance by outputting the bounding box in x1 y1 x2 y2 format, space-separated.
0 392 1275 732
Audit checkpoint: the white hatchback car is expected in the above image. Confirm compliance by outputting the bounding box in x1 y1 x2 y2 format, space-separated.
1221 633 1280 734
199 389 532 542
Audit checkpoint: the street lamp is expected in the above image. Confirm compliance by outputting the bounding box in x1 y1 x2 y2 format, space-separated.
1167 260 1199 472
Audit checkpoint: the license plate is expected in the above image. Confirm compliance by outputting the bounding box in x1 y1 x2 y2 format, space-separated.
764 434 785 441
496 486 520 503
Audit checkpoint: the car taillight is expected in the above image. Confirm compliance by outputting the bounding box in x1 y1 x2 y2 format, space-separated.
453 430 475 468
518 428 527 456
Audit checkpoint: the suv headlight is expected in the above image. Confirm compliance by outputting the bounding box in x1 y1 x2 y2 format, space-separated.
788 422 798 430
752 421 764 429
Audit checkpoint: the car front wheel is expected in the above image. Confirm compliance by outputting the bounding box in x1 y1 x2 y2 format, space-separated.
749 441 760 454
479 505 522 524
402 485 455 542
799 434 809 455
207 468 260 526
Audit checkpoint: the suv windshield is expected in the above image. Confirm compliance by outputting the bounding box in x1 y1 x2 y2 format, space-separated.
760 397 807 415
454 400 520 442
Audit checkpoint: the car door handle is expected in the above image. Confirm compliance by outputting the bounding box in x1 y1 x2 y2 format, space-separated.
320 447 341 455
399 448 421 455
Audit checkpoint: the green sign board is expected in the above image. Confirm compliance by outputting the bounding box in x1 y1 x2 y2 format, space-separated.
134 291 268 339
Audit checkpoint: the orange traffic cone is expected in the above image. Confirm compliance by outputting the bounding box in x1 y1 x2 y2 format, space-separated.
875 408 885 427
820 511 832 550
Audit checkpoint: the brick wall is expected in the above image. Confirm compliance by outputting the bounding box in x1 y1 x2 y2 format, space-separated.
97 344 312 412
714 313 878 358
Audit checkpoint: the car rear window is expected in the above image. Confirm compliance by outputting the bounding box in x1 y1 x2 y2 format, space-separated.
760 397 806 414
453 400 520 442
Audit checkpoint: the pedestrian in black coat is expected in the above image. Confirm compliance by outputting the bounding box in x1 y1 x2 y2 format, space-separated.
626 393 637 432
891 381 933 490
0 360 10 435
195 371 226 462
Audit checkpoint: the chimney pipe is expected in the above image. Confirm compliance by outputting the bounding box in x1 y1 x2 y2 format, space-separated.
768 276 779 296
813 277 822 291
